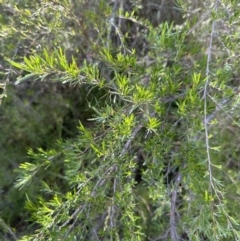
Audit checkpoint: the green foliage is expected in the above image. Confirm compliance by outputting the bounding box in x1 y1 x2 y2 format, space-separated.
1 0 240 240
8 47 81 84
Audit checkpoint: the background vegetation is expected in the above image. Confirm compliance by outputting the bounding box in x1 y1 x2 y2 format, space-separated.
0 0 240 240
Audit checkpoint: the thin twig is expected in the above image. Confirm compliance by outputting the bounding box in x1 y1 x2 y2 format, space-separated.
0 218 18 241
170 173 182 241
203 0 221 200
0 40 21 105
119 124 143 157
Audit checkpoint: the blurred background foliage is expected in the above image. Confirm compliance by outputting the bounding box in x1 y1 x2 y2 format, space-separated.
0 0 240 240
